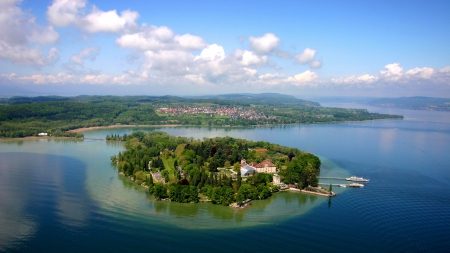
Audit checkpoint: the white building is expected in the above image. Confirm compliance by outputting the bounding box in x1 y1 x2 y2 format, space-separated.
273 174 281 185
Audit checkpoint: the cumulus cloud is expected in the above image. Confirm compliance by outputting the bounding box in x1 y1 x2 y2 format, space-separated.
174 34 206 51
249 33 280 55
17 72 77 84
236 50 268 66
405 67 435 79
194 44 225 61
259 73 284 80
47 0 139 33
116 25 206 52
143 50 194 75
379 62 403 81
294 48 322 69
331 74 379 85
331 63 450 91
70 46 100 64
284 70 319 85
47 0 86 27
0 0 59 65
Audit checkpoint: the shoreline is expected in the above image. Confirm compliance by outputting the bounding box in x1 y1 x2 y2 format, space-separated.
68 116 403 133
0 136 81 141
2 117 402 140
68 124 181 133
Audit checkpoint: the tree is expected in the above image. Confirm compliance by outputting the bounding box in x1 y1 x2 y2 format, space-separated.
153 183 168 200
147 173 154 189
237 169 242 190
233 162 240 172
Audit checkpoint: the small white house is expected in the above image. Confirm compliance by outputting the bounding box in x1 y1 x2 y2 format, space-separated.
273 174 281 185
38 133 48 136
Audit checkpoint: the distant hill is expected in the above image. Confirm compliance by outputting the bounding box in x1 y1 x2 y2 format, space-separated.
368 97 450 111
184 93 320 107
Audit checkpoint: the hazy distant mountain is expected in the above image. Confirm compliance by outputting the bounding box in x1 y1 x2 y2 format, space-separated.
368 97 450 111
187 93 296 100
184 93 320 107
0 86 43 98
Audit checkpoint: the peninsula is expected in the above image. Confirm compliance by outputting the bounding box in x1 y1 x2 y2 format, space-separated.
110 131 325 206
0 94 403 138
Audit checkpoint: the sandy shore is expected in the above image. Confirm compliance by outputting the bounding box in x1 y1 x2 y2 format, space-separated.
69 124 181 133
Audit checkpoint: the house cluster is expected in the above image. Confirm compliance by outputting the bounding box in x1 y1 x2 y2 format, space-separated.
157 106 275 121
240 159 277 176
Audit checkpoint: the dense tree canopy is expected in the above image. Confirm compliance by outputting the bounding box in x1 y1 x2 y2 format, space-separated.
110 131 321 206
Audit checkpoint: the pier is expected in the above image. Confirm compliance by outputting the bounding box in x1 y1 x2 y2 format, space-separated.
318 183 345 186
317 177 346 180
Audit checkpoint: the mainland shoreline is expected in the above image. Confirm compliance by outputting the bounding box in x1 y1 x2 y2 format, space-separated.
68 124 181 133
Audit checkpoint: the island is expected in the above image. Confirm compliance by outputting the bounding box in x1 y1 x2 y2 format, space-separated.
0 93 403 138
110 131 331 207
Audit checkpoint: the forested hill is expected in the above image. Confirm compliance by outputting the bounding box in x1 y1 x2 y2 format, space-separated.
368 97 450 111
183 93 320 107
0 94 403 138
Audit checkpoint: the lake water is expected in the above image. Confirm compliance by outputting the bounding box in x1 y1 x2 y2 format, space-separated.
1 103 449 252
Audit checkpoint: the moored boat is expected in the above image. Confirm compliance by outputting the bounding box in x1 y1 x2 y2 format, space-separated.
348 183 364 188
346 176 369 182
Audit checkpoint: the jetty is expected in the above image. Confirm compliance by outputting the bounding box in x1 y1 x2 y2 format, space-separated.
317 177 347 180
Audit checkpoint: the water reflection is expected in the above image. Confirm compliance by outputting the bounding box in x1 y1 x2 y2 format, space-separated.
0 153 89 250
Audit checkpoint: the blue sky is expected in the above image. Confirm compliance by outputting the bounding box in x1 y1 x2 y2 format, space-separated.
1 0 449 97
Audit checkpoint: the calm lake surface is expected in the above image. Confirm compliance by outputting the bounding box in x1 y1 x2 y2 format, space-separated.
1 103 449 252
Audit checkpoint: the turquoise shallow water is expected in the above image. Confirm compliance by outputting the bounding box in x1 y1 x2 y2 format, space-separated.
1 103 449 252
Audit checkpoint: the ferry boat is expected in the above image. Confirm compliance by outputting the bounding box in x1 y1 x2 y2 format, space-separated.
346 176 369 182
348 183 364 188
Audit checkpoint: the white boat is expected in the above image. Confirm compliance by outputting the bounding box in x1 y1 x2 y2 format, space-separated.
338 184 347 188
346 176 369 182
348 183 364 188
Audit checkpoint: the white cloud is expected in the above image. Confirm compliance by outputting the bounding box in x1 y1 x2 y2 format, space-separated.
249 33 280 55
379 63 403 81
259 73 284 80
295 48 316 63
357 74 378 83
405 67 435 79
285 70 318 85
80 74 113 84
309 60 323 69
82 8 139 33
116 26 205 52
47 0 86 27
243 68 258 77
294 48 322 69
0 44 59 66
174 34 206 51
0 0 59 65
17 72 76 84
238 50 268 66
439 66 450 74
330 63 450 93
47 0 139 33
143 50 194 75
70 46 100 64
194 44 225 61
331 74 378 85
